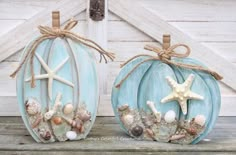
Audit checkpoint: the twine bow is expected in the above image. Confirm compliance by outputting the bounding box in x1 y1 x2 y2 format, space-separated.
115 44 223 88
10 19 115 88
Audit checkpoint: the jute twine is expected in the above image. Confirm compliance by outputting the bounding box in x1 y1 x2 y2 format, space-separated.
10 19 115 88
115 44 223 88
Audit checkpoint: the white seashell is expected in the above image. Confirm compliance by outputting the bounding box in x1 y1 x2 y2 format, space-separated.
164 110 176 123
194 115 206 126
66 131 77 140
25 98 41 115
44 110 55 121
63 103 74 115
123 114 134 126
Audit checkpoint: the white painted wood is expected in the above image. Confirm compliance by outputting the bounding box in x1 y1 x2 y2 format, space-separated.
202 43 236 63
0 0 86 62
109 0 236 91
86 0 110 116
170 22 236 42
0 2 44 20
0 0 60 7
142 0 236 22
0 20 24 37
86 0 108 93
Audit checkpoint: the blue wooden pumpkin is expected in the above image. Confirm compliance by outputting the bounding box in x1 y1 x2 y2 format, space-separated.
112 35 222 144
12 11 114 143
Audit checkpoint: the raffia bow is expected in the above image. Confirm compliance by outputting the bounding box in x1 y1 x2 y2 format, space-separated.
10 18 115 88
115 42 223 88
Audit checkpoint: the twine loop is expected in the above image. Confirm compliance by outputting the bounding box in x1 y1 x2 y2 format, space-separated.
115 43 222 88
10 19 115 88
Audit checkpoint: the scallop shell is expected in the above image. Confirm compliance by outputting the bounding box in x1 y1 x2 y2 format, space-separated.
63 103 74 115
164 110 176 123
194 115 206 126
25 98 41 115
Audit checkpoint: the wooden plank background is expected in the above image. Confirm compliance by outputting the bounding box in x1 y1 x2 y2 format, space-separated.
0 0 235 116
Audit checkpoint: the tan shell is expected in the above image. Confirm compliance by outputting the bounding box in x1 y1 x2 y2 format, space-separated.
63 103 74 115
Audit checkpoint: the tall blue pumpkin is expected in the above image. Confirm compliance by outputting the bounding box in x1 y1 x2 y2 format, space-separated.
112 35 222 144
13 11 114 143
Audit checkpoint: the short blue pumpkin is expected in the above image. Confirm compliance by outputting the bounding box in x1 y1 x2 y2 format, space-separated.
12 11 114 143
112 35 222 144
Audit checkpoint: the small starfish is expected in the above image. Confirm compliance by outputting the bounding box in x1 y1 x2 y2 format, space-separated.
161 74 204 115
25 53 74 100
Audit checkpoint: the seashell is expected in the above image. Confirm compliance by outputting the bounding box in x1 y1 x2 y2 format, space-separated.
52 116 62 125
71 119 83 131
145 128 154 138
185 128 197 135
31 115 43 128
122 114 134 126
44 110 55 121
79 126 85 133
194 115 206 126
66 131 77 140
63 103 74 115
39 129 51 141
164 110 176 123
118 104 130 112
131 125 143 137
169 134 185 141
25 98 41 115
77 110 91 122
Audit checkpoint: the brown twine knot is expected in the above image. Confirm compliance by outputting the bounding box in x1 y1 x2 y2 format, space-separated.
115 43 222 88
10 19 115 88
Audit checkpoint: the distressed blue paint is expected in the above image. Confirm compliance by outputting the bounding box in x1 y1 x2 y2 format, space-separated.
112 56 153 133
17 37 98 143
138 62 180 116
112 56 221 144
176 58 221 144
67 39 98 139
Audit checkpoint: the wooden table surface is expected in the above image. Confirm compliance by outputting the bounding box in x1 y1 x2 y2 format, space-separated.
0 117 235 155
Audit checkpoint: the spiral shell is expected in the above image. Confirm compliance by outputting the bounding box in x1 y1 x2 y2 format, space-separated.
71 119 83 131
25 98 41 115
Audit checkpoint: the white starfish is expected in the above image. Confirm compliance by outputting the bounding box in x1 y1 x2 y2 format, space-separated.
25 53 74 100
161 74 204 115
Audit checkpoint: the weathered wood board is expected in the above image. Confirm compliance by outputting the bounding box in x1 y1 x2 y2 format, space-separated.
0 0 236 117
0 116 235 154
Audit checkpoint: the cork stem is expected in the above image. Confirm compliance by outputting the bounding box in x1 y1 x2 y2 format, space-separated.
163 34 171 50
52 11 60 29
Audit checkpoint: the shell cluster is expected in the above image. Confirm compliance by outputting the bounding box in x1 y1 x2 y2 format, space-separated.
25 93 92 142
118 100 206 144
